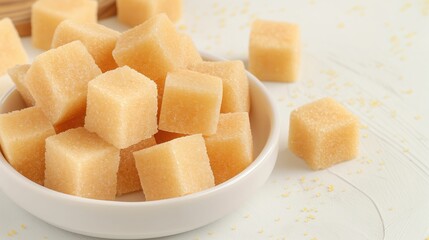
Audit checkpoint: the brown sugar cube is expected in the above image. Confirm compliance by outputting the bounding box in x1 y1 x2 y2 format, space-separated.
249 19 300 82
158 0 182 22
154 33 202 112
53 114 85 134
189 60 249 113
159 70 222 136
154 130 186 144
52 20 120 72
85 66 158 149
26 41 102 125
31 0 97 50
44 127 120 200
0 107 55 185
204 112 253 185
7 64 35 107
113 14 197 97
116 0 157 27
134 134 214 201
117 0 182 27
179 33 202 67
117 137 156 196
0 18 28 75
288 97 359 170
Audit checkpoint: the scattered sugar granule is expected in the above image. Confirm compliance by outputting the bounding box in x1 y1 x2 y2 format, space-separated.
400 2 412 12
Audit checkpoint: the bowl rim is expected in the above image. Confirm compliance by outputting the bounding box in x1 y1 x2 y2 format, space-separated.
0 51 280 207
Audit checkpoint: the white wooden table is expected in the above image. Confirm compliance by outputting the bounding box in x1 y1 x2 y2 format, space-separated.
0 0 428 239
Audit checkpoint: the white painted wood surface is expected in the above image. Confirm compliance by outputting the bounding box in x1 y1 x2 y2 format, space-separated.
0 0 428 239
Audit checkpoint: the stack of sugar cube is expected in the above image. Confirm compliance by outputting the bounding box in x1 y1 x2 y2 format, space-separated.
0 1 253 202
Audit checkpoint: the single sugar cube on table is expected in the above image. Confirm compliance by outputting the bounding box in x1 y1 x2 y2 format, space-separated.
7 64 35 107
117 0 182 27
189 60 249 113
134 134 214 201
31 0 97 50
205 112 253 185
0 18 28 75
45 127 120 200
0 107 55 185
113 14 200 97
159 69 223 136
52 20 120 72
85 66 158 149
26 41 102 125
249 19 300 82
288 97 359 170
117 137 156 196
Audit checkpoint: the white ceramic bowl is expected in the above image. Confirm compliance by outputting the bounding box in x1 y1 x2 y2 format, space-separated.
0 53 279 239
